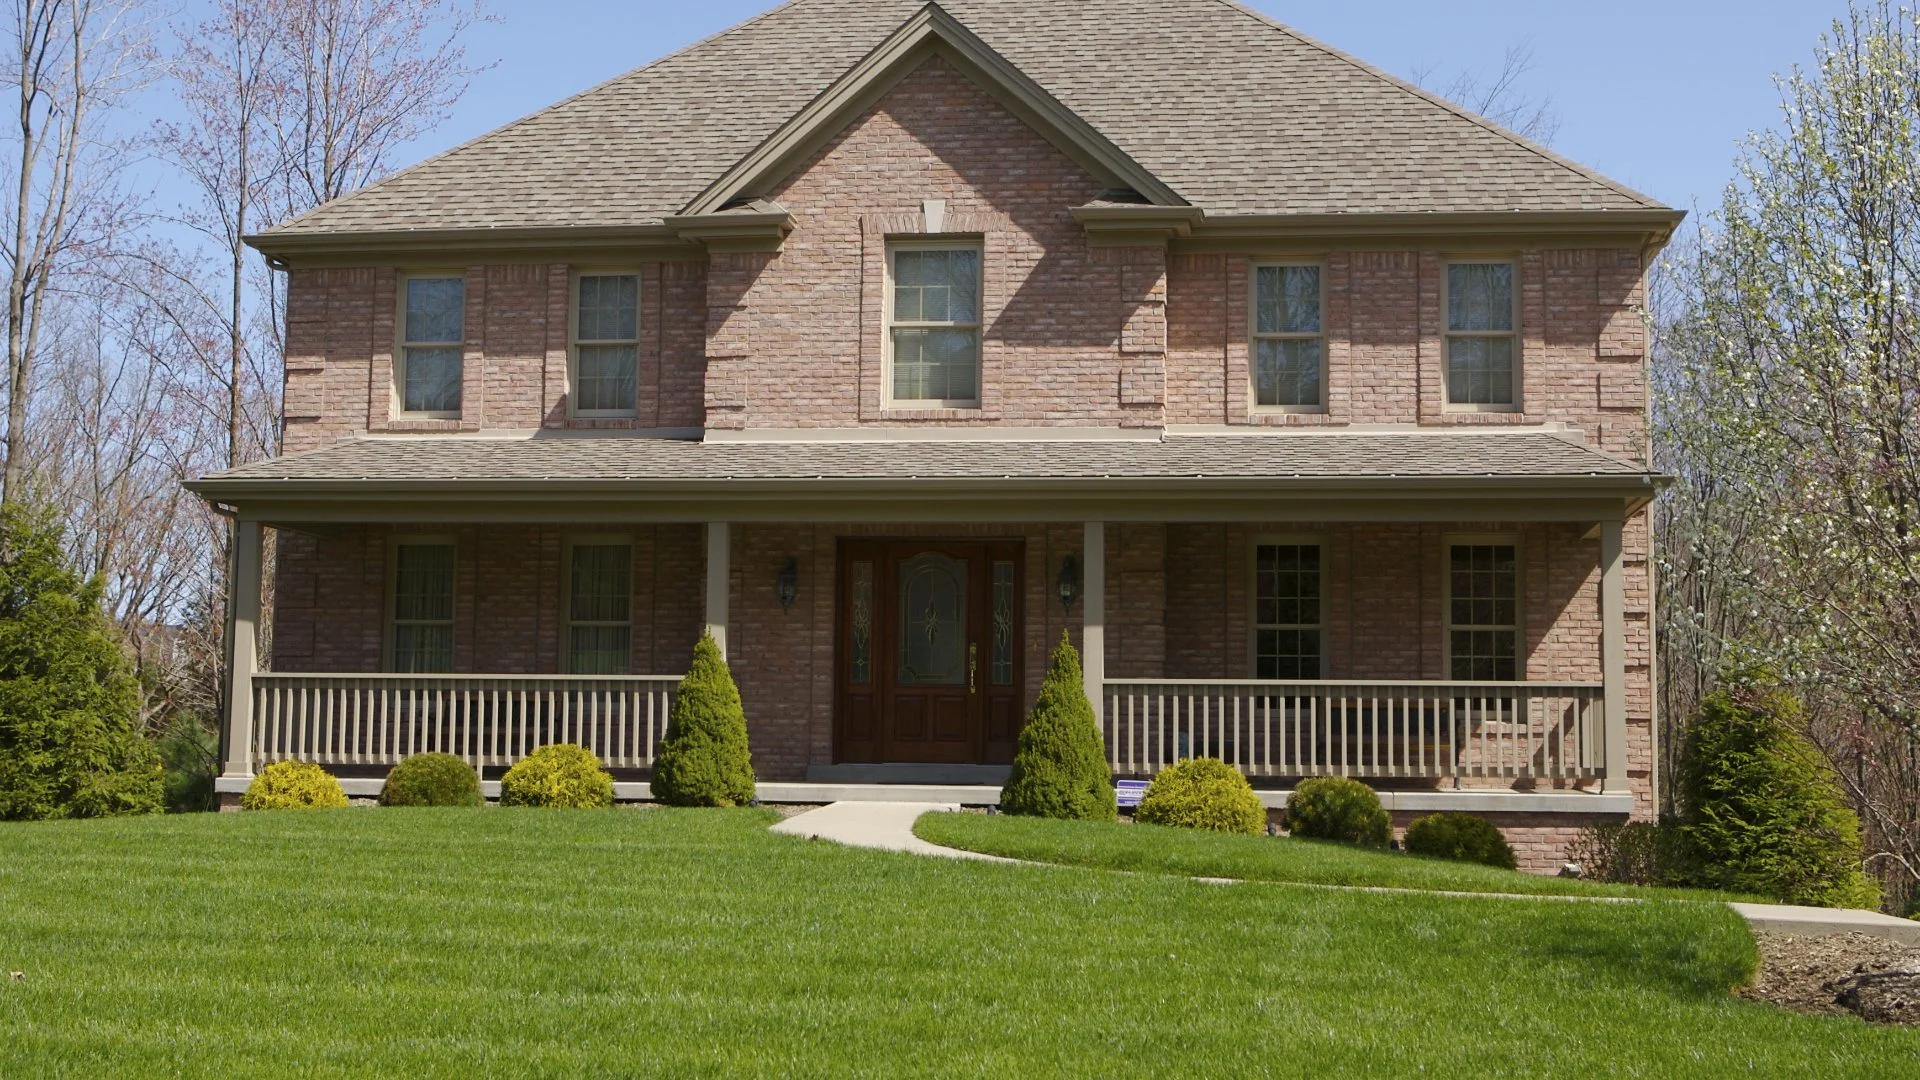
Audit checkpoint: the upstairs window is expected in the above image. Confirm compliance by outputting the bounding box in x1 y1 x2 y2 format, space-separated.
1448 542 1519 681
1252 264 1324 409
572 273 639 416
399 276 465 416
1254 542 1322 679
1444 262 1518 407
391 542 455 672
888 242 981 406
566 540 632 674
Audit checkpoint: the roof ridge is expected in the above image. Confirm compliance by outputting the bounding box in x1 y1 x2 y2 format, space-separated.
262 0 820 236
1204 0 1666 210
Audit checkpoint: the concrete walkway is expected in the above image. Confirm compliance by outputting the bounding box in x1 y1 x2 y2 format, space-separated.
772 802 1920 944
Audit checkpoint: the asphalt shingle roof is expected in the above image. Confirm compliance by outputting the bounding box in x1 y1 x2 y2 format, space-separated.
198 432 1650 487
264 0 1664 238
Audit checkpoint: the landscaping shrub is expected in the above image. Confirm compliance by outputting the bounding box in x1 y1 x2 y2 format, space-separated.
1566 819 1696 887
501 744 613 809
999 632 1115 821
240 761 348 810
380 752 483 807
1284 776 1389 847
0 503 163 820
155 713 220 813
1135 757 1264 835
650 632 756 807
1676 683 1880 910
1403 812 1517 870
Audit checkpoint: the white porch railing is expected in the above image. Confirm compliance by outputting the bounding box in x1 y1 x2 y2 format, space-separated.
1101 680 1605 781
250 673 681 771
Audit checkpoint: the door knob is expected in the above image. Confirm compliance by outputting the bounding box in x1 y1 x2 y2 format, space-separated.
969 643 977 694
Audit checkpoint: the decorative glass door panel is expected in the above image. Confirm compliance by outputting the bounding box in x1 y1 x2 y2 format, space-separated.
898 554 966 685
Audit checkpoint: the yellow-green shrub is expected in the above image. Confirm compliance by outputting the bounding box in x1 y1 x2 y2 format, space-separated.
379 753 482 807
240 761 348 810
1135 757 1264 835
1404 812 1517 870
1285 776 1389 847
500 744 613 809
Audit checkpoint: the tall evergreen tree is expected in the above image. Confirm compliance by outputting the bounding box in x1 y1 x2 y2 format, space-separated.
650 632 756 807
1000 632 1114 820
0 503 162 819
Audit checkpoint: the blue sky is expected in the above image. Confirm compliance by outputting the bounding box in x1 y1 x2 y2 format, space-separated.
154 0 1856 224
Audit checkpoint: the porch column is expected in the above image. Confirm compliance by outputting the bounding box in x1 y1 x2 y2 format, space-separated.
1082 521 1105 723
221 518 263 779
1600 518 1630 793
706 522 730 659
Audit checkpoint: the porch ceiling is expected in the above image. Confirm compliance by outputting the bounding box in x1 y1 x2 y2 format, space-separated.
187 431 1664 525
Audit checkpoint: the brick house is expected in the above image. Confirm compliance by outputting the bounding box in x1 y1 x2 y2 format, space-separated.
191 0 1679 869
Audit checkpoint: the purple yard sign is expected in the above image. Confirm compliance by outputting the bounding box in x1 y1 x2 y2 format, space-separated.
1116 780 1149 809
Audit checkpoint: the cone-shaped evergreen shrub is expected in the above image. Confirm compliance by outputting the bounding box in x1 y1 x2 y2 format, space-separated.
241 761 348 810
0 503 162 820
380 752 483 807
1404 812 1517 869
1285 776 1389 847
650 633 756 807
1000 632 1114 821
1677 683 1879 909
500 744 613 808
1136 757 1264 834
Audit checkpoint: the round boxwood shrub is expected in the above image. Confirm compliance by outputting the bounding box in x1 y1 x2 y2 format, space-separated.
500 744 613 809
999 632 1115 821
1135 757 1264 835
650 632 756 807
240 761 348 810
1677 683 1879 910
1285 776 1389 847
379 752 482 807
1403 812 1517 870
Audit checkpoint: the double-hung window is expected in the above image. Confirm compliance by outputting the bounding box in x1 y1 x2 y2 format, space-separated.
1448 542 1519 681
1252 264 1324 409
572 273 639 416
391 542 455 672
566 540 632 674
1254 542 1322 679
888 242 982 406
399 276 465 415
1444 262 1519 407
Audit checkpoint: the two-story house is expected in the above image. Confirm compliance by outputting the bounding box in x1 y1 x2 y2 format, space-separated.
191 0 1679 870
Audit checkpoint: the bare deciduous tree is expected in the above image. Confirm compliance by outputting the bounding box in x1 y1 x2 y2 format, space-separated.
1413 44 1561 146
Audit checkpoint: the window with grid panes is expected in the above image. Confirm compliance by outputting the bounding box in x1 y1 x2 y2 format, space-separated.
1448 544 1518 680
399 277 464 414
1252 265 1324 408
391 543 455 672
567 542 632 674
888 243 981 404
1444 262 1517 406
1254 543 1322 679
573 274 638 414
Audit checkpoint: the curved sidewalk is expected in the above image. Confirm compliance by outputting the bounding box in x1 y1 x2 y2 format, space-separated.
771 801 1920 944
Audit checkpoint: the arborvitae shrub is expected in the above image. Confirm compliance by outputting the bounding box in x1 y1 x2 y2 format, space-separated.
380 752 483 807
241 761 348 810
1403 812 1517 870
1285 776 1389 847
1136 757 1265 834
999 632 1115 821
0 503 163 820
501 744 613 809
650 633 756 807
1677 684 1880 909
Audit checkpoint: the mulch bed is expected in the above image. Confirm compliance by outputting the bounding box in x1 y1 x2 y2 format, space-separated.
1742 932 1920 1025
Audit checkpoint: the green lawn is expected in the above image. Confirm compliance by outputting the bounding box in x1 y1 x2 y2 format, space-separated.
0 809 1909 1078
913 812 1750 901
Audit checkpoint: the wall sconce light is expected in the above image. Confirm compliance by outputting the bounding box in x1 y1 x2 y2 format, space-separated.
1056 554 1080 615
776 557 799 612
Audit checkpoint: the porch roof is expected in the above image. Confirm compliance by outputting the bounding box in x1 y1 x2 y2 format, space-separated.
189 430 1662 524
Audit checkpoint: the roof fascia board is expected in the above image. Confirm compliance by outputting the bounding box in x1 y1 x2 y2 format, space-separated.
243 224 698 267
681 2 1185 217
1182 209 1686 251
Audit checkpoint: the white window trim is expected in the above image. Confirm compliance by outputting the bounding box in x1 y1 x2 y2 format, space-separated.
384 535 458 672
393 273 466 420
563 535 635 674
1249 534 1327 679
1441 533 1524 682
1248 261 1328 414
568 269 642 419
883 238 984 409
1440 258 1522 414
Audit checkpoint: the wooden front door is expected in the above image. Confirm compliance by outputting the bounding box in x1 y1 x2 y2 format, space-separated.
836 539 1025 764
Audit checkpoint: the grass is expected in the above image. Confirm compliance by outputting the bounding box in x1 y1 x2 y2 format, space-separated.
0 809 1909 1078
913 812 1754 901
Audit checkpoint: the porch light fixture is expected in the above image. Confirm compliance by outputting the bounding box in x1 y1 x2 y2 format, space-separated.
1057 555 1080 614
776 557 799 611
